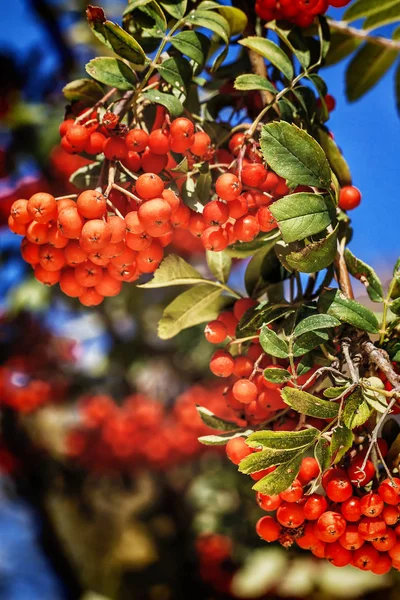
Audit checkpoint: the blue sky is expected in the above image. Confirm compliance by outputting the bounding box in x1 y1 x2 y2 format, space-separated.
1 0 399 275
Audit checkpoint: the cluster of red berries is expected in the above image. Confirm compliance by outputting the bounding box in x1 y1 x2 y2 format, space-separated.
0 323 71 413
60 110 214 170
8 171 191 305
204 298 322 428
255 0 351 28
226 438 400 574
196 534 235 595
66 384 238 471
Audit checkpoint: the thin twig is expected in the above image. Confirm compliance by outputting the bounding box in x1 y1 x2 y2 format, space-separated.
329 19 400 52
361 340 400 392
342 338 359 383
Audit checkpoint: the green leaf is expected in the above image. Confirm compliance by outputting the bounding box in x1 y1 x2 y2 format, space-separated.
158 283 232 339
323 385 351 399
87 6 147 65
199 430 253 446
246 428 318 450
263 367 292 384
252 454 303 495
343 388 372 429
269 193 334 244
138 254 204 288
142 89 184 118
344 0 400 21
346 43 398 102
239 37 294 80
244 239 277 297
297 353 314 377
62 79 104 104
181 171 212 211
362 377 388 413
239 447 301 474
85 57 136 90
324 31 362 67
226 231 281 259
331 425 353 464
316 129 352 188
268 21 311 69
260 122 331 190
234 74 277 94
159 0 187 19
317 16 331 61
237 304 294 338
156 55 192 93
218 6 247 35
278 225 338 274
315 438 331 472
292 330 330 357
69 162 102 189
344 248 384 303
293 314 340 338
170 31 210 66
123 0 167 37
196 406 240 432
281 387 339 419
391 297 400 316
186 9 230 45
363 2 400 29
206 250 232 284
318 289 380 334
259 326 289 358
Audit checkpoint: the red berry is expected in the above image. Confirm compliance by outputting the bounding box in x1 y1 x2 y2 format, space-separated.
339 185 361 211
276 502 305 528
204 320 228 344
256 516 281 542
225 437 252 465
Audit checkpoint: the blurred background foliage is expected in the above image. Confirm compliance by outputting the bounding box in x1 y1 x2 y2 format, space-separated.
0 1 399 599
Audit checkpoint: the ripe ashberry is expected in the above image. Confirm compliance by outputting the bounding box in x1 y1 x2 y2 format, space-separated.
378 477 400 505
303 494 328 520
201 226 229 251
233 215 260 242
216 173 242 201
79 287 104 307
325 541 352 567
27 193 57 223
256 516 281 542
11 199 31 224
39 244 65 272
358 517 387 541
125 128 149 152
257 492 281 512
225 437 252 465
315 511 346 542
280 479 303 503
353 544 379 571
203 200 229 226
57 207 84 239
232 379 258 404
190 131 211 157
148 129 170 155
80 220 112 252
204 320 228 344
135 173 164 199
298 457 320 485
276 502 305 528
209 350 235 378
339 186 362 211
34 265 60 286
339 525 365 551
341 496 362 522
326 475 353 503
77 190 106 219
59 269 85 298
360 493 384 517
75 261 104 287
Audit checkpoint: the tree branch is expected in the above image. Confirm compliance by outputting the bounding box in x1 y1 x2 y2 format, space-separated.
361 340 400 392
334 249 354 299
329 20 400 52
